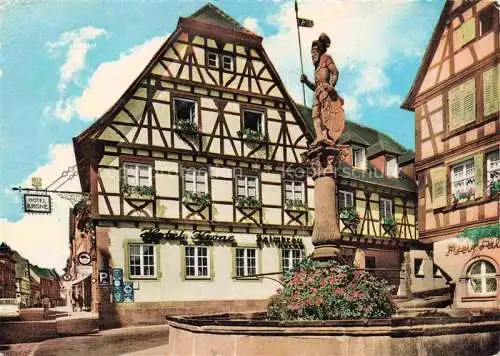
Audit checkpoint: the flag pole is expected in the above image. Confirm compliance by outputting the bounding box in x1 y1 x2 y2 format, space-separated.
295 0 307 112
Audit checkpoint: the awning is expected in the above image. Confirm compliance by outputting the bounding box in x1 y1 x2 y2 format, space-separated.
72 274 91 286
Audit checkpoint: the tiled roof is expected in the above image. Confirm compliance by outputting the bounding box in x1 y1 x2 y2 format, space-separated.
31 265 59 280
296 104 416 192
188 3 256 35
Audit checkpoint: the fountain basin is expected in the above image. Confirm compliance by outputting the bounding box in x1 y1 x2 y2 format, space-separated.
166 311 500 356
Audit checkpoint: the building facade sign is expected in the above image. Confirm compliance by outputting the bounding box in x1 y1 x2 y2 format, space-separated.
140 228 235 244
256 234 305 248
23 194 51 214
446 238 500 256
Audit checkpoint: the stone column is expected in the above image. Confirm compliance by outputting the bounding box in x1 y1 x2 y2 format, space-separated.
304 143 348 260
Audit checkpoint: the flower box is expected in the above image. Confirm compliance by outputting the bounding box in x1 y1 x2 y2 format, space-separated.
122 184 155 200
452 187 476 204
235 196 262 209
237 129 269 145
183 192 211 208
381 217 397 238
284 199 307 211
339 207 360 233
175 120 199 137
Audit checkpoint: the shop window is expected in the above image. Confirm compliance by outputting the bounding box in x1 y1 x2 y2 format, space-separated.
222 55 234 71
365 256 376 270
414 258 424 277
243 110 262 134
468 260 497 295
479 6 496 37
128 244 156 278
235 248 257 277
386 156 399 178
174 98 197 124
338 190 354 210
282 249 303 272
123 163 152 188
448 78 476 131
352 146 366 170
207 52 218 68
379 198 393 221
451 159 475 202
236 175 258 199
486 150 500 196
184 168 207 195
185 246 209 278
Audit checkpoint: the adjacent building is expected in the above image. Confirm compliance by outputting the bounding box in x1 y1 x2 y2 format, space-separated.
71 3 437 327
0 243 16 299
403 0 499 308
12 251 31 307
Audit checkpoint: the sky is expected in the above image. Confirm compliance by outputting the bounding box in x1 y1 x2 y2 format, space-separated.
0 0 444 272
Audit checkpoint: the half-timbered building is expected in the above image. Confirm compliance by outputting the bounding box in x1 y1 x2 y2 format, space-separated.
403 0 499 309
72 3 432 327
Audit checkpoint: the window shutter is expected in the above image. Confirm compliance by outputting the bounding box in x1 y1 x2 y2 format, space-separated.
462 78 476 126
430 167 448 209
483 64 499 117
339 192 346 209
474 153 484 198
459 18 476 47
448 85 463 131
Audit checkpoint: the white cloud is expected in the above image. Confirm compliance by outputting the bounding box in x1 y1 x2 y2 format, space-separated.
263 0 430 121
74 35 167 120
47 26 107 93
242 17 263 35
366 93 402 108
0 68 3 77
0 144 80 273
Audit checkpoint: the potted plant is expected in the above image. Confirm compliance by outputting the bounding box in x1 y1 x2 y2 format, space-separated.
183 191 212 208
490 181 500 196
284 199 307 211
122 183 155 200
382 216 397 237
452 186 475 204
339 207 360 232
175 119 199 137
234 196 262 209
237 128 269 145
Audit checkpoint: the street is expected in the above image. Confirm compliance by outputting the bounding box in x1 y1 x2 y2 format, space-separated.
0 325 169 356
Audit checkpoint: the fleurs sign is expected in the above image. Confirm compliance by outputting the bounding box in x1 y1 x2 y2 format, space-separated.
140 228 235 244
23 194 51 214
257 234 304 248
446 238 500 256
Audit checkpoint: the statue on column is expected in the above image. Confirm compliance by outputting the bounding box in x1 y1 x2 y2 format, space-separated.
300 33 345 147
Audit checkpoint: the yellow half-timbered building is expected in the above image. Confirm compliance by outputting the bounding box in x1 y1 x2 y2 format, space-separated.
72 4 430 327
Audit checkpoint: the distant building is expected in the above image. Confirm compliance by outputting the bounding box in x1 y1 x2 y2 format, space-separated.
12 251 31 307
31 265 62 306
403 0 499 308
0 243 16 299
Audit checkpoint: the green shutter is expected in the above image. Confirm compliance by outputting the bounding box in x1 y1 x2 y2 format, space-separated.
448 85 463 131
459 18 476 47
462 78 476 126
474 153 484 199
430 167 448 209
483 64 499 117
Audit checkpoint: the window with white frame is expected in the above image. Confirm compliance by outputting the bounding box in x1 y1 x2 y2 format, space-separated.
487 150 500 195
235 248 257 277
207 52 218 68
184 168 207 194
128 244 155 278
352 146 366 170
124 163 152 187
386 156 399 178
282 249 303 272
243 110 262 133
451 159 475 200
174 98 197 124
236 175 258 198
380 198 393 221
185 246 209 278
468 260 497 295
222 55 233 71
338 190 354 210
284 180 304 204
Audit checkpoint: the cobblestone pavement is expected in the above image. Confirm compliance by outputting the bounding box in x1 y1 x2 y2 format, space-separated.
0 325 169 356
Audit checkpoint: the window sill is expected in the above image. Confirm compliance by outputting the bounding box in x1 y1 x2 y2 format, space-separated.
442 115 498 141
123 194 155 201
438 195 497 213
461 295 497 302
184 276 213 281
233 276 262 281
128 277 158 281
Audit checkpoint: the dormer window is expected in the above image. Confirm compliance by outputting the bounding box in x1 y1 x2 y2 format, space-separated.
243 110 262 133
352 146 366 170
386 156 399 178
207 52 218 68
222 55 234 71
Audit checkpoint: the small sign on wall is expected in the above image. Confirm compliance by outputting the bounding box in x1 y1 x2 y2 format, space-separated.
24 194 51 214
112 268 123 303
123 282 134 303
98 269 110 287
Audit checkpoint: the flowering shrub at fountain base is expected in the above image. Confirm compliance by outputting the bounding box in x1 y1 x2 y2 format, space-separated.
267 258 396 320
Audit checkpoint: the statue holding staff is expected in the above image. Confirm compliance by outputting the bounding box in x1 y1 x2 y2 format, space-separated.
300 33 345 147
